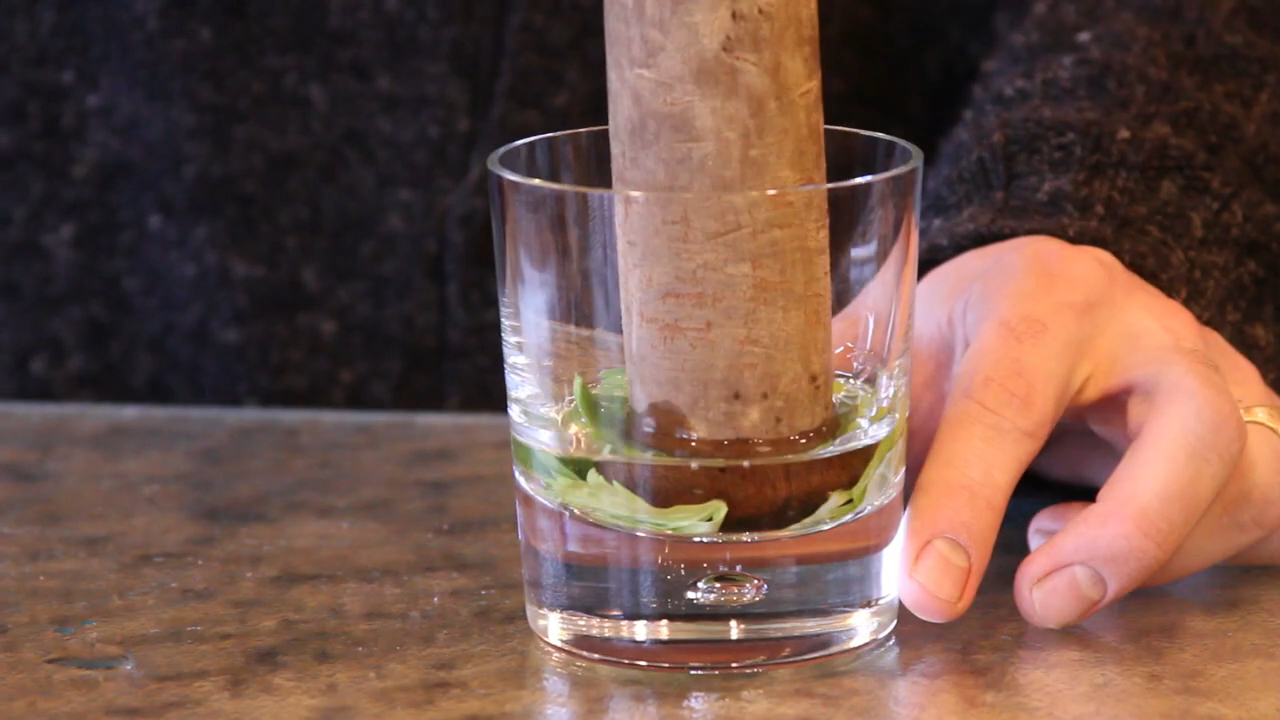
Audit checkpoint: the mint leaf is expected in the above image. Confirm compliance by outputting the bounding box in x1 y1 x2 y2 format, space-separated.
512 438 585 484
529 368 903 535
572 373 630 452
786 418 905 530
546 467 728 535
596 367 629 396
573 374 601 433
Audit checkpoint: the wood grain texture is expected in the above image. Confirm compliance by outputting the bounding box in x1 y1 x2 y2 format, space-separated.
605 0 833 441
0 404 1277 719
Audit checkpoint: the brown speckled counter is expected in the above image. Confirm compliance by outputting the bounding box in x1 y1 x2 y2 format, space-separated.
0 404 1277 719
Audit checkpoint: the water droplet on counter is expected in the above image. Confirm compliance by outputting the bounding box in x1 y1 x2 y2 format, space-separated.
43 651 134 671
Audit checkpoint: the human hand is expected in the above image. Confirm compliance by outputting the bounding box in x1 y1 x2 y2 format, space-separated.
899 236 1280 628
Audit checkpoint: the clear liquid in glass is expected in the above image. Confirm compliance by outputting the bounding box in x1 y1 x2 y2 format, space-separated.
508 371 905 669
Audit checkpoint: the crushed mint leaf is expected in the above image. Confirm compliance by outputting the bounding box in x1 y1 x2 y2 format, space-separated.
513 436 727 534
572 373 630 452
517 369 901 535
595 367 629 396
512 438 591 484
546 467 728 535
786 418 905 531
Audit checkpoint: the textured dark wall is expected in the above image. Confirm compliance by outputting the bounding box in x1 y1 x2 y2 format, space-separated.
0 0 1024 410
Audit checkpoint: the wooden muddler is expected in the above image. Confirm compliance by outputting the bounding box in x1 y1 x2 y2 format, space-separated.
604 0 833 448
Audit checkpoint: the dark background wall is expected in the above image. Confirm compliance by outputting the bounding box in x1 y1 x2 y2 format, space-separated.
1 0 999 409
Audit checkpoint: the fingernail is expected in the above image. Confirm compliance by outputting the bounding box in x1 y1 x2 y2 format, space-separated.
910 536 971 603
1030 564 1107 628
1028 528 1056 551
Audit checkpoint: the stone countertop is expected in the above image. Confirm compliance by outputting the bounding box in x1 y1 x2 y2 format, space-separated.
0 404 1277 719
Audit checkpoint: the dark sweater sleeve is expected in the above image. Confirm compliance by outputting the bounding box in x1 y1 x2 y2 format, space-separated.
921 0 1280 387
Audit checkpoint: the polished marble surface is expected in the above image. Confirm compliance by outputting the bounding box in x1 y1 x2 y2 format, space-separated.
0 404 1276 718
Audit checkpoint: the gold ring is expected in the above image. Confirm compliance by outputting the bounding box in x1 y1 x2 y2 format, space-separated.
1241 405 1280 437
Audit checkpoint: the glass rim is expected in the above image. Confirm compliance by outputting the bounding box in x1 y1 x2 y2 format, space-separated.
487 125 923 197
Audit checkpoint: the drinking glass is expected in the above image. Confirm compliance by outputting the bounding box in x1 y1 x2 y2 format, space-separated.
488 126 921 669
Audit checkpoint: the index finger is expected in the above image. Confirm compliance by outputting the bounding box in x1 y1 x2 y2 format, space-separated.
902 308 1085 623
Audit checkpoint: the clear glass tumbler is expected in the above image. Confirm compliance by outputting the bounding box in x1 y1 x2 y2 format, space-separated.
488 127 921 670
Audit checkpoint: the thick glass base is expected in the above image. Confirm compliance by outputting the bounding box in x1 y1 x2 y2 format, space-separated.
529 600 898 670
516 481 904 671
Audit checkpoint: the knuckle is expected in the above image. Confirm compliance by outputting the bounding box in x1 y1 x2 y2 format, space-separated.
958 366 1046 443
1177 340 1225 380
994 313 1052 349
1151 303 1227 382
1160 300 1208 342
1011 237 1078 276
1199 325 1230 350
1076 244 1125 273
1007 238 1115 309
1201 326 1266 387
